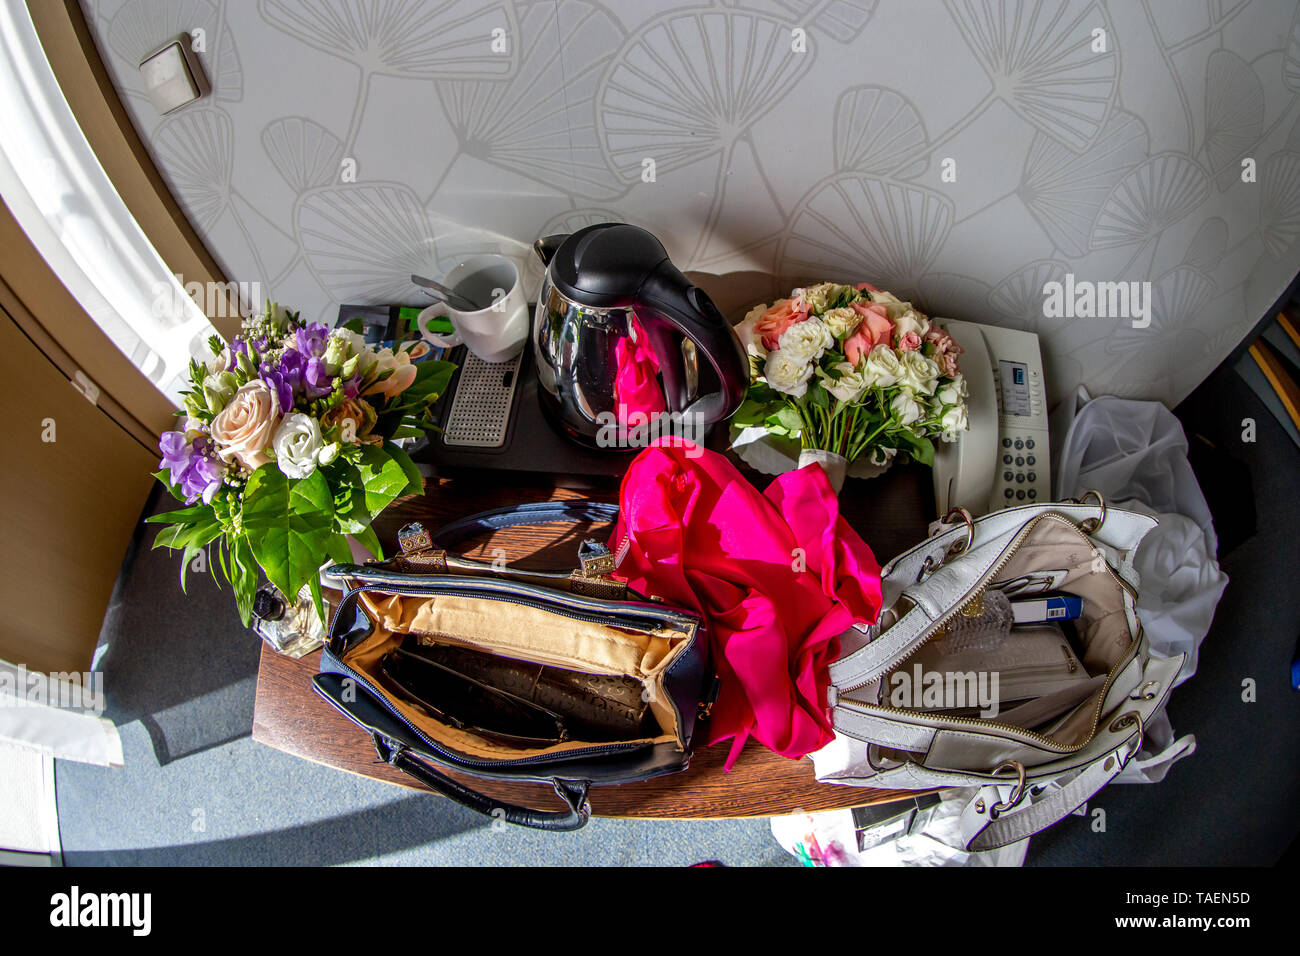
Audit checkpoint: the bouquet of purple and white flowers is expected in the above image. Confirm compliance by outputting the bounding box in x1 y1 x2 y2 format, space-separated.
149 302 455 625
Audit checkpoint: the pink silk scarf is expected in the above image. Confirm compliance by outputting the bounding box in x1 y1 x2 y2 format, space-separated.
609 439 882 769
613 313 667 422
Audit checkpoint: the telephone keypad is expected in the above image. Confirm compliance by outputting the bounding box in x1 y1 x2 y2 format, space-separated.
994 432 1049 510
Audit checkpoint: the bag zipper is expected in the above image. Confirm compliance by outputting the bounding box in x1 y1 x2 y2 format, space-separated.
842 512 1141 752
336 572 698 636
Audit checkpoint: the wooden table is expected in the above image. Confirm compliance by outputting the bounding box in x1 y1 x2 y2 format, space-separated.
253 460 936 819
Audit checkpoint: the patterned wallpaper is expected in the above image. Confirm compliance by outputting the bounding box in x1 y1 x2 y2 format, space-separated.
82 0 1300 409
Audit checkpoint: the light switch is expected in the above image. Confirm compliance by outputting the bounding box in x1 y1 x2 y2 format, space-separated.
138 35 209 115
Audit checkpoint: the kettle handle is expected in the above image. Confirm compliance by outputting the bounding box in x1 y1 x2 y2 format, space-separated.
636 262 748 425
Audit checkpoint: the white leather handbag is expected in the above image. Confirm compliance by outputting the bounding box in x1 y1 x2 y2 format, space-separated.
812 494 1185 851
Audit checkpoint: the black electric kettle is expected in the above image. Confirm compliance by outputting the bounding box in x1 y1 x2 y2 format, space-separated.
531 223 748 449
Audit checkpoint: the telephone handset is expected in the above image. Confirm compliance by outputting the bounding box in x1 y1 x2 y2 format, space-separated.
933 320 1050 517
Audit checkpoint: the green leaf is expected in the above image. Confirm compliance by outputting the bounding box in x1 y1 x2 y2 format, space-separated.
730 397 775 428
383 442 424 497
351 523 383 561
215 538 231 589
340 315 365 334
230 536 257 627
404 359 456 399
894 431 936 467
177 521 223 592
308 572 325 625
767 405 803 437
152 514 218 552
152 471 188 502
241 466 334 600
324 533 353 566
354 445 410 518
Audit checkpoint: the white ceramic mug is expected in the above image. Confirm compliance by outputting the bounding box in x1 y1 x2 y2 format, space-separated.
418 254 528 363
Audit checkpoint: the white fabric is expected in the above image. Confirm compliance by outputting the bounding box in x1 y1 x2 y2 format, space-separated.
770 791 1028 867
0 662 123 768
1052 388 1226 781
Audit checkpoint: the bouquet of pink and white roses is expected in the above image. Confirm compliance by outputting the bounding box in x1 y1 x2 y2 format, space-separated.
730 282 968 474
148 303 455 625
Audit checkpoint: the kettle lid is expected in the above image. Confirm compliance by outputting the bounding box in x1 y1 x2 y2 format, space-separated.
547 223 671 308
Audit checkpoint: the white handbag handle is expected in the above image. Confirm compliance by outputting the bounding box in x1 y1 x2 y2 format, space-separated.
955 728 1141 851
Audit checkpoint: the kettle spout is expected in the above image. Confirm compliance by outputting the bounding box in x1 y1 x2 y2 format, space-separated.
533 234 569 268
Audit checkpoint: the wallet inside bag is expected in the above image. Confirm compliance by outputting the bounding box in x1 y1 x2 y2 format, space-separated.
338 583 699 762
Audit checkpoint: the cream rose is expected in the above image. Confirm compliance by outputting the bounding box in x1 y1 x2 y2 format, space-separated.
893 308 930 341
734 304 770 359
891 390 923 426
801 283 853 314
940 403 969 441
898 350 940 394
818 361 869 403
821 306 862 340
777 316 833 365
209 380 281 472
862 344 904 388
936 374 967 408
764 349 816 397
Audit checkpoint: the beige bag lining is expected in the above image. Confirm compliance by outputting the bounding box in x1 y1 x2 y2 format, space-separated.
883 515 1138 749
343 590 692 761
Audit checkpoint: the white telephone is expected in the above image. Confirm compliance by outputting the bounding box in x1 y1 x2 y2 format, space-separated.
932 319 1050 517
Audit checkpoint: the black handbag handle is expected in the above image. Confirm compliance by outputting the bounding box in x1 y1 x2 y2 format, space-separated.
373 734 591 832
312 672 592 831
431 500 620 550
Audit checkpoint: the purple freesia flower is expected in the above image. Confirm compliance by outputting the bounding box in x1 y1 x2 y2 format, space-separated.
260 348 306 411
158 431 224 504
296 322 330 358
260 363 293 411
226 338 250 372
342 375 360 400
279 347 305 387
159 430 190 473
303 354 333 398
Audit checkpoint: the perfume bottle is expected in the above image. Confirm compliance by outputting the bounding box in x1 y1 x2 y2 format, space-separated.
252 584 325 658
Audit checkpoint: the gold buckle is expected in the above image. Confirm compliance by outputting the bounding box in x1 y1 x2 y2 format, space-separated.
1076 490 1106 534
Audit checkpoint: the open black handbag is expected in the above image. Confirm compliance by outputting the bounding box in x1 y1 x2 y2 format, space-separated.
315 501 714 830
